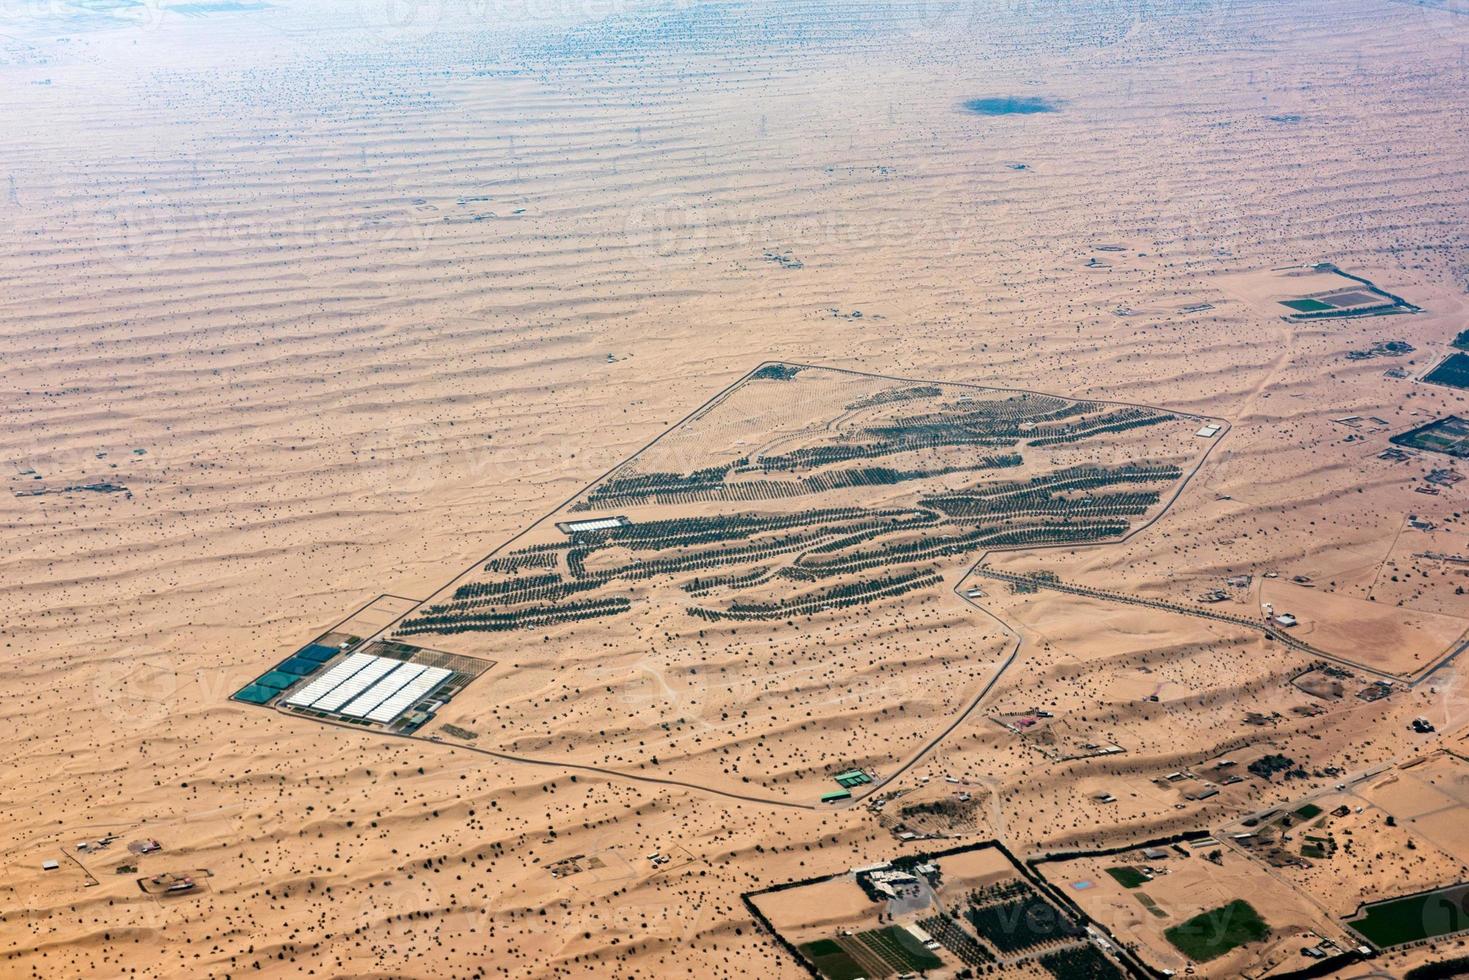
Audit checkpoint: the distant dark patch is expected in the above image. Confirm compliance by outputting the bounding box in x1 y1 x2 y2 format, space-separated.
171 0 271 13
964 96 1059 116
1268 113 1303 124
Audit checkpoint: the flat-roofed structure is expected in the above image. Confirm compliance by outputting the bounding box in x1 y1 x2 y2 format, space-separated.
366 667 451 723
283 652 375 708
555 515 631 535
233 601 492 733
275 650 457 726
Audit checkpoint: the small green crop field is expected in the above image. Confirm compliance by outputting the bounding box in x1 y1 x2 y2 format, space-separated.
1348 884 1469 948
1281 298 1335 312
1295 803 1323 820
1452 329 1469 351
1165 899 1271 962
1105 866 1149 888
798 939 866 980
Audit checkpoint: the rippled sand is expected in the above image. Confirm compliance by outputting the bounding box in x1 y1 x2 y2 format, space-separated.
3 0 1469 976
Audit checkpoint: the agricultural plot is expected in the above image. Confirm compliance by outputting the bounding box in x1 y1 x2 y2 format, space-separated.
1164 899 1270 962
1392 416 1469 459
1104 866 1148 888
376 363 1212 790
398 365 1201 638
1423 352 1469 390
1218 263 1421 322
754 844 1130 979
856 925 943 971
918 913 994 967
797 938 869 980
1036 944 1126 979
396 367 1198 637
1348 884 1469 948
234 615 491 734
966 879 1085 952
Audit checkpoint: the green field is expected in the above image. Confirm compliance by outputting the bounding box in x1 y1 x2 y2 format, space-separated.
1105 866 1148 888
798 939 865 980
859 925 944 971
1424 352 1469 391
1164 899 1270 962
1452 329 1469 351
1280 297 1334 312
1348 884 1469 948
1295 803 1322 820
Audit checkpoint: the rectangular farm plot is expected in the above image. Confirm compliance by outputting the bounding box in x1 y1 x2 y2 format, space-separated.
749 843 1130 980
236 616 490 735
1392 416 1469 459
1424 352 1469 391
1348 884 1469 948
1280 298 1334 313
1219 264 1420 321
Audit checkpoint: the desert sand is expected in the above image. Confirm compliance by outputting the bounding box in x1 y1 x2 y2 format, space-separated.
3 0 1469 977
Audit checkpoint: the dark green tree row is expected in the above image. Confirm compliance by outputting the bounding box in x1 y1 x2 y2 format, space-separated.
1026 408 1172 447
785 519 1131 580
680 565 777 596
397 596 630 635
483 547 563 574
927 489 1162 520
843 384 943 410
570 506 913 551
687 569 941 621
932 464 1181 505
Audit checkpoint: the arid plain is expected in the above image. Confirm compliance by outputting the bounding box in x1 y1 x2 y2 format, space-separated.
3 0 1469 977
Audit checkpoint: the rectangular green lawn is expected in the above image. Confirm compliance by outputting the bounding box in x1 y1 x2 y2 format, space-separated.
1165 899 1270 962
1281 298 1335 312
1105 866 1148 888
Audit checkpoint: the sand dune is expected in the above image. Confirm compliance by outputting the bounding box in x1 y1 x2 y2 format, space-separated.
3 0 1469 976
